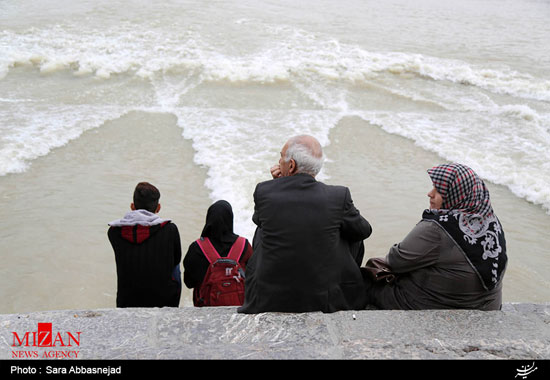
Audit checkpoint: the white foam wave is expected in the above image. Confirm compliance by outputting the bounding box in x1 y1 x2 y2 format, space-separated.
0 105 125 176
170 107 338 237
400 54 550 102
2 23 550 102
1 20 549 219
358 110 550 214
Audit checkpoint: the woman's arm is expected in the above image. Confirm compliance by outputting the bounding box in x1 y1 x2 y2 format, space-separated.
385 220 441 274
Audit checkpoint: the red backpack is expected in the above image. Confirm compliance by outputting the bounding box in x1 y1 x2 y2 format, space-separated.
194 236 246 307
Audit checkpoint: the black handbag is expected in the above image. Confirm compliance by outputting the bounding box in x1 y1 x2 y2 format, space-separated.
361 257 397 284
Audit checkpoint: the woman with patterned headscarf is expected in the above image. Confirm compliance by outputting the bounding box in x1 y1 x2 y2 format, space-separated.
363 163 507 310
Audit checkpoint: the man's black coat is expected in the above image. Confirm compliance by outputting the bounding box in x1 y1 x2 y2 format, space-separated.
238 173 372 313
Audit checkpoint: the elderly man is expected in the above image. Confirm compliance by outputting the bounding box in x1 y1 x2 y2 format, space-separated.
238 135 372 313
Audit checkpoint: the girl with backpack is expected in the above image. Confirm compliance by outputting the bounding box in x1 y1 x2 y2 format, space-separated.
183 200 253 306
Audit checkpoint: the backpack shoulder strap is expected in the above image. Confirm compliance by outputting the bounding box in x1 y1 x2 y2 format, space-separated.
196 237 220 264
227 236 246 262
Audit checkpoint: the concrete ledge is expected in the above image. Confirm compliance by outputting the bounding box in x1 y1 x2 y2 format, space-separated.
2 303 549 360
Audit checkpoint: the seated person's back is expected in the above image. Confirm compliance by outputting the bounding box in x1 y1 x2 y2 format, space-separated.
183 199 253 306
238 135 372 314
108 182 182 308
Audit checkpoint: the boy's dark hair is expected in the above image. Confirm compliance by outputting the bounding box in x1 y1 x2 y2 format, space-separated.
133 182 160 212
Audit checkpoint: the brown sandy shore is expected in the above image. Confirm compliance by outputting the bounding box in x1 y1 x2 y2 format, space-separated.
1 303 549 360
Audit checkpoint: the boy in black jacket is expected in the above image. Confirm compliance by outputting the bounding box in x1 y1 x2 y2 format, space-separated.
108 182 182 307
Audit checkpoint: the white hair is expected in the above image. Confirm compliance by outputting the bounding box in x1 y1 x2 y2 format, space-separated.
284 135 324 176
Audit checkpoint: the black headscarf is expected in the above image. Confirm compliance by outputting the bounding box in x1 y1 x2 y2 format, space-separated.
184 200 242 292
201 200 238 245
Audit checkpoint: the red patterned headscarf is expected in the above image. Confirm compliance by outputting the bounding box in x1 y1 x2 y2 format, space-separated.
427 163 493 218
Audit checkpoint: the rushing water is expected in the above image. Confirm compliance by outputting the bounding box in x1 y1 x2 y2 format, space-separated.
1 0 549 313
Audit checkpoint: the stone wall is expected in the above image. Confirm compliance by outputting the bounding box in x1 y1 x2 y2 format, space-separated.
2 303 549 360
